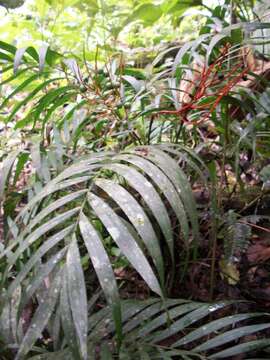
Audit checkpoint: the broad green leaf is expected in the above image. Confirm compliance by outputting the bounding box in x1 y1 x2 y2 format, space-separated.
135 302 201 340
173 313 266 347
138 147 199 242
0 73 41 110
15 175 91 223
88 193 163 297
19 190 86 239
13 152 30 186
20 248 67 310
33 85 75 119
66 236 88 360
40 92 76 129
25 46 39 62
0 150 21 200
8 226 73 296
95 178 164 286
12 165 95 222
3 208 79 265
162 0 202 14
99 299 161 337
15 270 62 360
148 302 231 343
0 40 16 54
117 153 189 241
126 4 162 26
60 270 81 359
0 286 21 344
0 67 33 86
123 299 190 335
79 212 122 343
6 77 64 123
209 339 270 359
57 99 87 128
195 324 270 352
0 51 13 61
158 144 207 182
103 163 174 264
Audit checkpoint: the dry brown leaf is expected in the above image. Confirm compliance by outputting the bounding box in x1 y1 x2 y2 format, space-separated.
247 243 270 262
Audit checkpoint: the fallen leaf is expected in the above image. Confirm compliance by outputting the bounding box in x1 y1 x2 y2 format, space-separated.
219 259 240 285
247 244 270 262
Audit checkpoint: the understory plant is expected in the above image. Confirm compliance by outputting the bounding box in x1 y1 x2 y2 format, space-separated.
1 144 270 359
1 1 270 359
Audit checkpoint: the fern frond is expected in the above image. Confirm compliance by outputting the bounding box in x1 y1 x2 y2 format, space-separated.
224 210 251 262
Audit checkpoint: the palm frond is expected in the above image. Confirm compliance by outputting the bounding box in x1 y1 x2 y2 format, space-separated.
25 299 270 359
0 144 202 359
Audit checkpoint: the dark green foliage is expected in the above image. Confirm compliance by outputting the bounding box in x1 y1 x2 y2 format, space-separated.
1 3 270 358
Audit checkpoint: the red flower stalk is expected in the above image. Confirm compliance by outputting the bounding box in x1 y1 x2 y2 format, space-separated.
156 44 251 126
